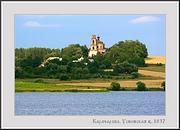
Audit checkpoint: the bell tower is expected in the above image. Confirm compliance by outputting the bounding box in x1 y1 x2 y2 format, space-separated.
91 35 97 50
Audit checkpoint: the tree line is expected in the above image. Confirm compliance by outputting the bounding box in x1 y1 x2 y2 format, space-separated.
15 40 148 80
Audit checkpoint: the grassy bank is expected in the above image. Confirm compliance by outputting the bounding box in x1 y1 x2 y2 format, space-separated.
15 81 109 92
15 79 164 92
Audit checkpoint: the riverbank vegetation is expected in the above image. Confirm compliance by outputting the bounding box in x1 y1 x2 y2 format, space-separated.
15 78 165 92
15 81 109 92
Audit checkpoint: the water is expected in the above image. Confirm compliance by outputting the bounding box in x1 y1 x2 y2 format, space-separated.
15 92 165 115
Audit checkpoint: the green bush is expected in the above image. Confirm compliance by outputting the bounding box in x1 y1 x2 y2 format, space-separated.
161 81 165 91
156 63 163 66
59 74 69 80
163 86 165 91
161 81 165 87
131 72 139 79
113 61 138 74
136 81 147 91
110 82 120 91
121 87 126 91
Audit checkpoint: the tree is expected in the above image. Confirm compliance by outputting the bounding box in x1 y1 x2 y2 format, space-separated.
59 74 69 80
102 59 112 69
113 61 138 74
131 72 139 79
61 44 83 61
15 48 52 69
105 40 148 66
44 49 61 59
33 67 47 76
88 61 99 73
80 45 89 58
20 56 42 68
128 56 145 67
15 67 24 78
93 52 106 69
57 65 67 73
136 81 147 91
45 63 59 76
161 81 165 91
110 82 120 91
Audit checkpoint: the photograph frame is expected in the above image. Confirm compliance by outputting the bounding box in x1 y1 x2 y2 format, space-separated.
1 1 179 129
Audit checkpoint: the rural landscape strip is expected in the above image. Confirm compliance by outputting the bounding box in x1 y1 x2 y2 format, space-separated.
16 61 165 92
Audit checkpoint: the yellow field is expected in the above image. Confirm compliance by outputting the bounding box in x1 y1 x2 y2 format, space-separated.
145 56 165 64
59 79 164 89
138 70 165 78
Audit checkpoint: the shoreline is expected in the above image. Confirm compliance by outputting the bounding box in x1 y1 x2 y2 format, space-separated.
15 84 164 93
15 78 165 92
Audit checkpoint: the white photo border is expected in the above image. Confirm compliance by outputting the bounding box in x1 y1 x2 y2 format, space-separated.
1 1 179 129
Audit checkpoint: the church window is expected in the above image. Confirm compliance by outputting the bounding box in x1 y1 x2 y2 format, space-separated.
93 40 95 44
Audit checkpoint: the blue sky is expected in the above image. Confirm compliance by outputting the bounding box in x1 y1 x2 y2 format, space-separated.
15 15 165 56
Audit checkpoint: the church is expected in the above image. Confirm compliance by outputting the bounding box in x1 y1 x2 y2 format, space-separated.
88 35 106 57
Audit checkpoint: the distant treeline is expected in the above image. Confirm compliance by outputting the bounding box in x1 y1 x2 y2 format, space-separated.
15 40 148 79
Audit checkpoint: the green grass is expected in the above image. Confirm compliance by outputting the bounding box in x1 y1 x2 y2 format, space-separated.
139 64 165 72
15 81 109 92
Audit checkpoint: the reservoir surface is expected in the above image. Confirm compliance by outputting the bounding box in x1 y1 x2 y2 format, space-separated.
15 91 165 115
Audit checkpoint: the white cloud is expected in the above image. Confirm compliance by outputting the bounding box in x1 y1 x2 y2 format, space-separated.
23 21 41 27
129 16 160 24
23 21 63 28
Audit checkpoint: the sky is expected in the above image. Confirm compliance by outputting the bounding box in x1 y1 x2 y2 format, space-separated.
15 15 165 56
